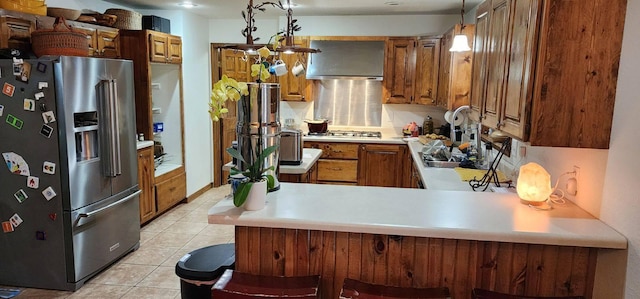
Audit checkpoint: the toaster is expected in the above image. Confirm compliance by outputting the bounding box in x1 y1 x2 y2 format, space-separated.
280 129 303 165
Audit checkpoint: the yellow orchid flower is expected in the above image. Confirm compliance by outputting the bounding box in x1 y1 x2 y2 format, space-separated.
209 75 249 122
257 46 271 59
251 63 271 82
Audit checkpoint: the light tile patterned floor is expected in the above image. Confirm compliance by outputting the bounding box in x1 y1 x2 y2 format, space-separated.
2 185 233 299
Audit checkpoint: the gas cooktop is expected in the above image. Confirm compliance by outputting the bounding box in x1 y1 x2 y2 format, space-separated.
307 130 382 138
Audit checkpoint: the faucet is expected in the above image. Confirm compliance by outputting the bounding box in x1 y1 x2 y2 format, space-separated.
450 105 470 144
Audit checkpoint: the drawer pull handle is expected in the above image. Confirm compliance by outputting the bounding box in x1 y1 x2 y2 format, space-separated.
329 167 343 171
169 187 176 191
331 150 343 153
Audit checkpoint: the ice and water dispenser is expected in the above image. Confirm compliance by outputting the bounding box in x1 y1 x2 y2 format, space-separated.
74 112 99 161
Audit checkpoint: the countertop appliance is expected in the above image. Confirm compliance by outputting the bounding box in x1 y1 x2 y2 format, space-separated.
280 129 303 165
0 56 140 291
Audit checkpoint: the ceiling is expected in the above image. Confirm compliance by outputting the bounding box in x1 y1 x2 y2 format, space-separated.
104 0 483 18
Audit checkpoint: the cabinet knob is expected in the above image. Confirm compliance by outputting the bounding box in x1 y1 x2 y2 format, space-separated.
427 88 432 98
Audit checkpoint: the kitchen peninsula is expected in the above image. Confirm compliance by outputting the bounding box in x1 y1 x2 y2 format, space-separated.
208 183 626 299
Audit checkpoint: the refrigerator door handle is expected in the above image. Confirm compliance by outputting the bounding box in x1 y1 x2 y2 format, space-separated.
75 190 142 224
97 79 122 177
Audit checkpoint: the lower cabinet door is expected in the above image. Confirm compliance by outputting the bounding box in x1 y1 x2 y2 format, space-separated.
155 172 186 213
316 159 358 183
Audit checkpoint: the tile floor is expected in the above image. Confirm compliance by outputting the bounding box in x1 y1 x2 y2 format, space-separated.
3 185 233 299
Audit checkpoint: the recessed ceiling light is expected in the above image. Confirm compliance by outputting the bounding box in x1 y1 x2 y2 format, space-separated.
178 1 197 8
384 1 400 5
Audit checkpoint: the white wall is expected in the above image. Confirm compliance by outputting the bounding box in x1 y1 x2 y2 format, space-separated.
598 1 640 297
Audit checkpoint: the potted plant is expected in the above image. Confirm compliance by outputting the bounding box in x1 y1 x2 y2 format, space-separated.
209 38 283 210
226 145 277 210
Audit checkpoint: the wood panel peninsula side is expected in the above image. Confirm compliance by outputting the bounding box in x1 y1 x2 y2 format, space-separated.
208 183 626 299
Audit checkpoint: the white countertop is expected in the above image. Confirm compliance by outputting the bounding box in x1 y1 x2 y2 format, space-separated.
223 148 322 174
136 140 154 150
208 183 627 249
303 135 406 144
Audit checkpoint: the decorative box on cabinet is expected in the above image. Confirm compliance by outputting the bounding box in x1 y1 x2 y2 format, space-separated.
436 23 475 110
137 146 155 224
471 0 625 148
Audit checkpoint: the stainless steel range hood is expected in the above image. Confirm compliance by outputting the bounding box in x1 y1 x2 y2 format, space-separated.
306 40 385 80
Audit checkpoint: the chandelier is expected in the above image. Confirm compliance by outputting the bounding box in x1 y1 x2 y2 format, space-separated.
221 0 320 54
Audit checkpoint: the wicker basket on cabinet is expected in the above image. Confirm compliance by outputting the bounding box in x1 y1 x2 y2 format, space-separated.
104 8 141 30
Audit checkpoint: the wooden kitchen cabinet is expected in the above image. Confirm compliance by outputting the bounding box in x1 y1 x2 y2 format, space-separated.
75 27 120 58
119 29 187 217
0 15 34 51
279 36 311 102
413 36 441 106
149 31 183 64
383 37 416 104
436 23 475 111
358 144 407 187
469 0 491 122
279 162 318 183
305 142 359 184
137 146 155 224
472 0 625 148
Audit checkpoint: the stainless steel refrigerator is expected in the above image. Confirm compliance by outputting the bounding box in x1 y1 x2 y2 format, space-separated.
0 56 140 291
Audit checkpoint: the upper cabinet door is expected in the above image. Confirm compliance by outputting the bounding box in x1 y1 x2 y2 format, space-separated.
149 33 169 63
168 35 182 64
280 36 310 102
469 0 491 121
481 0 509 129
414 37 441 106
384 37 416 104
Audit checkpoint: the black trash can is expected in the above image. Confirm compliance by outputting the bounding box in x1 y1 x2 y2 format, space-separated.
175 243 235 299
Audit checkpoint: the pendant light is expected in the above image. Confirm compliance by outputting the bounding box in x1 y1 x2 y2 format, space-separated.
449 0 471 52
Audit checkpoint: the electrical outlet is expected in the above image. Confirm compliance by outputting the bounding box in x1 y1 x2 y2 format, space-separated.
573 165 580 179
566 177 578 196
519 145 527 158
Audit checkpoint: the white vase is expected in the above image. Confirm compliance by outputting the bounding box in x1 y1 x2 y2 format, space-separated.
243 180 267 211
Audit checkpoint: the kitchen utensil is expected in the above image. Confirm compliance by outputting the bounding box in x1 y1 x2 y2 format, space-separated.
271 60 287 76
304 119 329 134
292 60 305 77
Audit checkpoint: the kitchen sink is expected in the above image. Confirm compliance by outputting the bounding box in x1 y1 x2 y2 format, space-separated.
423 160 460 168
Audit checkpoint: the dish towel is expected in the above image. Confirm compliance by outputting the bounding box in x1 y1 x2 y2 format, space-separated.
454 167 510 182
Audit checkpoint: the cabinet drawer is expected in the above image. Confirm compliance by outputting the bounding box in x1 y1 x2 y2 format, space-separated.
155 172 186 212
317 160 358 182
306 142 359 159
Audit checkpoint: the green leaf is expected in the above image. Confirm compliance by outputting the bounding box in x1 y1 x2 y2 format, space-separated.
266 175 275 190
226 147 246 164
234 182 253 207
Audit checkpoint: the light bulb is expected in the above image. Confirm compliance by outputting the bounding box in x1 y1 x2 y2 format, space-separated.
449 35 471 52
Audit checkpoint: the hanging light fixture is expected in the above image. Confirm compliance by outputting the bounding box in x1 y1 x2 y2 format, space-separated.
449 0 471 52
220 0 320 54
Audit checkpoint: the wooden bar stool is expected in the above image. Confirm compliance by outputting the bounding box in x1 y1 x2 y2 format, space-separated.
339 278 451 299
211 269 320 298
472 288 585 299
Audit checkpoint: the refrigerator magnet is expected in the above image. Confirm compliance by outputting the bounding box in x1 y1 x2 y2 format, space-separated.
6 114 23 130
48 213 57 221
2 82 15 97
23 99 35 111
40 124 53 138
38 82 48 90
16 61 31 83
35 92 45 100
35 231 46 240
9 213 23 228
12 58 23 75
26 176 39 189
0 104 4 116
13 189 28 203
2 221 14 233
42 186 56 201
42 111 55 124
43 161 56 174
36 62 47 73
